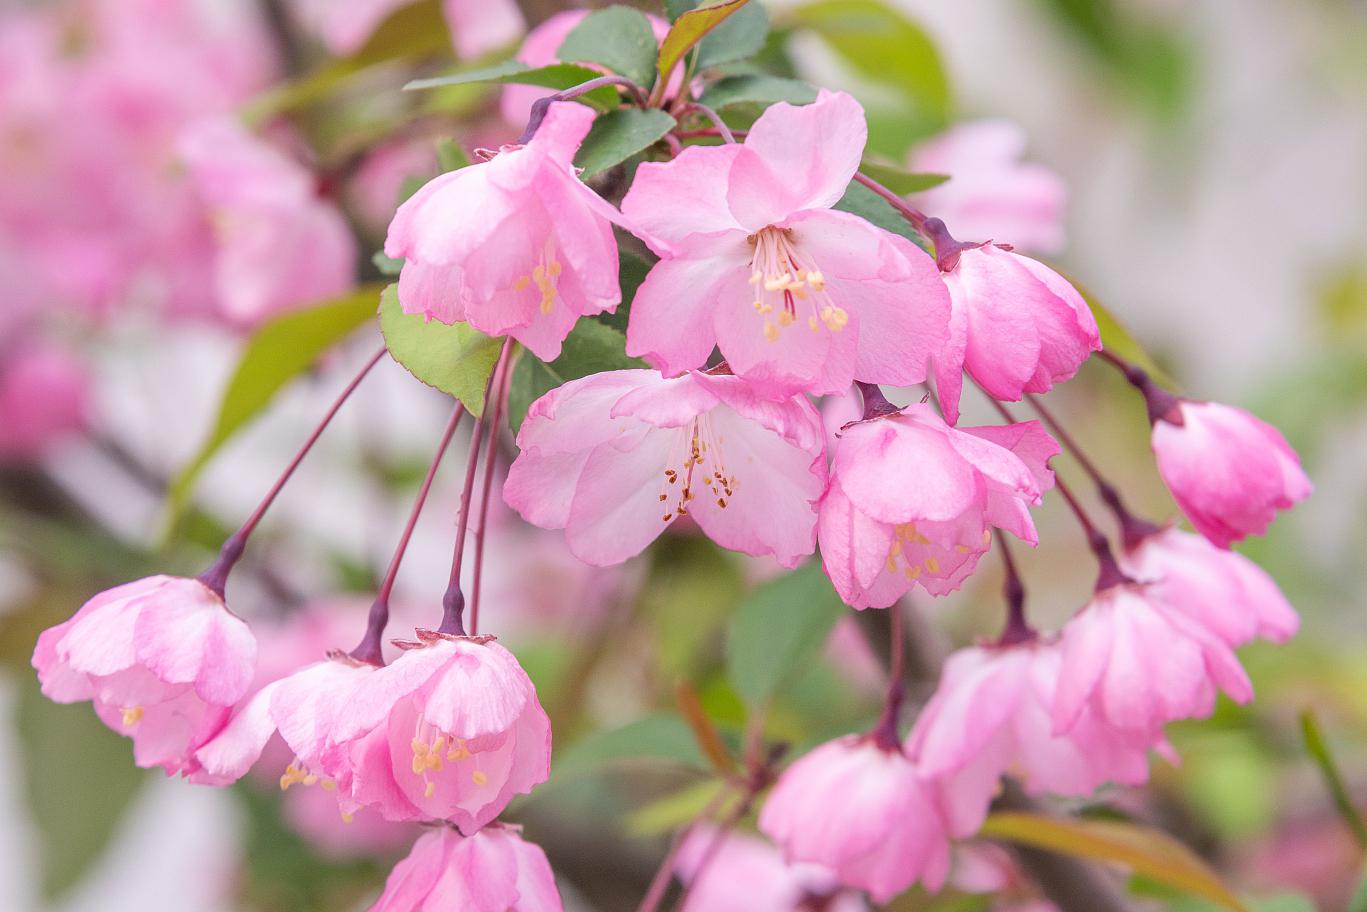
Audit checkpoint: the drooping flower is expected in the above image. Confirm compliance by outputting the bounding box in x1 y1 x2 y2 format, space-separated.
504 368 827 567
620 91 951 398
1120 526 1298 646
1052 583 1254 740
371 824 562 912
908 120 1067 255
385 102 622 361
930 238 1100 425
758 736 952 902
1149 399 1311 548
32 575 256 776
0 341 87 462
818 404 1058 608
294 0 524 60
675 827 867 912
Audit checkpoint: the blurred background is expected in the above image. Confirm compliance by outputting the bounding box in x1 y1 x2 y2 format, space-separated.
1 0 1365 910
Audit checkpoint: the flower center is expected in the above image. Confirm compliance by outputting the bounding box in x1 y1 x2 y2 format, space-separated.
410 713 489 798
279 758 336 792
511 238 563 315
120 706 144 728
748 226 847 343
658 415 737 522
882 523 989 579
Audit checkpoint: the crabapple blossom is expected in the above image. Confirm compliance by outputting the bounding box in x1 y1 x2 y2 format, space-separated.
504 368 827 567
293 0 524 60
385 102 622 361
620 90 951 398
371 824 562 912
675 827 866 912
1120 525 1298 646
759 735 952 902
1149 399 1311 548
32 575 256 776
930 238 1100 425
818 403 1059 608
0 341 87 462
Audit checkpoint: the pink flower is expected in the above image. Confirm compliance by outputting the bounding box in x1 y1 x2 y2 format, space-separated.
0 341 87 462
179 117 357 327
907 640 1153 816
931 241 1100 425
1052 583 1254 740
818 405 1058 608
675 827 866 912
31 575 256 776
909 120 1067 255
348 138 438 234
1120 526 1298 646
371 824 562 911
504 368 827 567
384 102 622 361
295 0 523 59
620 91 950 397
758 736 952 902
1150 400 1311 548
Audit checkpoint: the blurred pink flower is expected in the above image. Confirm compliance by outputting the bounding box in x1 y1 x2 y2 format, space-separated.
32 575 256 776
909 120 1068 254
294 0 523 59
819 405 1058 607
385 102 622 361
621 90 950 398
348 138 439 235
371 824 562 911
504 369 827 567
0 341 88 462
676 827 866 912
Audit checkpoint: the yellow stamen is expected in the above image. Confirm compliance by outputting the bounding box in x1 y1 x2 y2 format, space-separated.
471 770 488 786
121 706 144 728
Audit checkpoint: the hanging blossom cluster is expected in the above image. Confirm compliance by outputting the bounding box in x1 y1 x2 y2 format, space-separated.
27 5 1312 910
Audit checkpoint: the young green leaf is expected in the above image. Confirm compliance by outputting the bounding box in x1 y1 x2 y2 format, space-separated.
557 6 661 89
507 320 644 434
405 61 622 111
434 137 471 172
575 107 677 176
693 0 770 69
553 713 710 779
857 160 950 195
658 0 753 83
1301 708 1367 850
378 284 503 416
698 74 818 110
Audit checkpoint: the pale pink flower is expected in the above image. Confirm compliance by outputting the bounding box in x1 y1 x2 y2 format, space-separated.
1052 583 1254 740
294 0 523 59
178 117 357 327
504 368 827 567
1120 526 1298 646
931 241 1100 425
371 824 562 911
818 405 1058 608
1150 400 1311 548
675 827 866 912
348 138 438 234
32 575 256 776
384 102 622 361
909 120 1067 255
620 91 950 398
0 341 88 462
758 736 952 902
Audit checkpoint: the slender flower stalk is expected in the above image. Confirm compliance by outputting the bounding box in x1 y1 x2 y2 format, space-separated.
470 346 515 636
870 601 907 749
351 400 465 665
996 536 1033 645
636 783 737 912
679 102 735 143
851 171 932 237
198 345 386 596
517 75 649 144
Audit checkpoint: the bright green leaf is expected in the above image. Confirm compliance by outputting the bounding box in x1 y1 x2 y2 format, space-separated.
834 179 926 247
979 812 1249 912
575 107 677 176
658 0 753 81
165 286 383 530
434 137 470 172
554 713 709 779
507 320 643 433
858 160 950 195
694 0 770 69
627 779 726 836
557 6 661 89
726 560 846 707
404 61 622 111
1301 708 1367 849
698 74 818 110
378 284 502 416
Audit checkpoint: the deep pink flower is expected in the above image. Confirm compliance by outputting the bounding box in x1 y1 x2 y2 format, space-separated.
384 102 622 361
932 243 1100 424
32 576 256 776
178 117 357 327
295 0 523 59
1121 526 1298 646
0 341 87 462
909 120 1067 255
818 405 1058 608
620 91 950 398
907 640 1153 815
1150 400 1311 548
1052 583 1254 740
758 736 951 902
675 827 866 912
371 824 562 911
504 368 827 567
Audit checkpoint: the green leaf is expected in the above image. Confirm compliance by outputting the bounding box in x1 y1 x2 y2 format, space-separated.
575 107 677 176
626 779 726 836
1351 866 1367 912
405 61 622 111
507 320 644 433
434 137 470 172
372 250 404 276
694 0 770 69
554 713 709 778
834 179 926 247
165 286 383 529
726 559 846 707
658 0 753 81
596 251 653 333
698 74 818 110
979 812 1249 912
557 6 661 89
378 284 502 416
1301 708 1367 849
858 160 950 195
792 0 951 131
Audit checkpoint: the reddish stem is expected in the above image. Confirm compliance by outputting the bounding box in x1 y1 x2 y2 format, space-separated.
851 171 931 237
996 536 1034 646
870 601 907 750
470 348 515 636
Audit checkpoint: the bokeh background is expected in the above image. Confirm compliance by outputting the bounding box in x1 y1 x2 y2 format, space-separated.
1 0 1365 910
